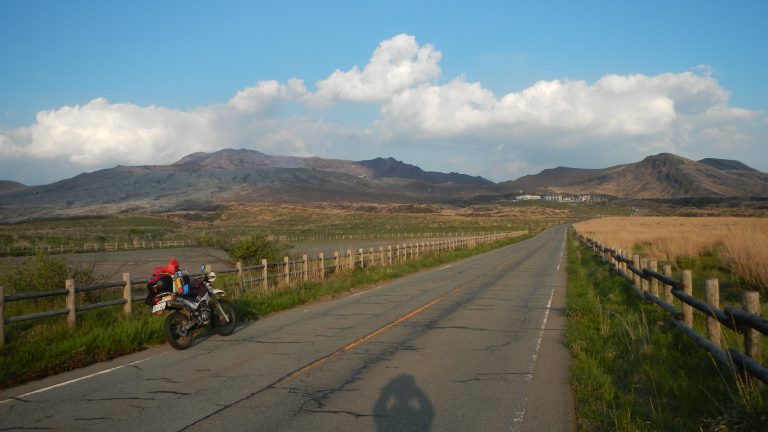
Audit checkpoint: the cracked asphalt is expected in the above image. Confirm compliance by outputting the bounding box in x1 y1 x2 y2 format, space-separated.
0 225 574 431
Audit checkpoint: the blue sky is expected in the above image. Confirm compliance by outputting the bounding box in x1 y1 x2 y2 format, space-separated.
1 0 767 185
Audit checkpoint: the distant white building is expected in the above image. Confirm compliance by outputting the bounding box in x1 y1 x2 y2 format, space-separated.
516 194 541 201
544 194 592 202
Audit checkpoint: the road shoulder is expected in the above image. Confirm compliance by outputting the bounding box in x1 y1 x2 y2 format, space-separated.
521 236 576 432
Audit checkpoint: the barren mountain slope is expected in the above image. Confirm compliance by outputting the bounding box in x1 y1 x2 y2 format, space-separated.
500 153 768 198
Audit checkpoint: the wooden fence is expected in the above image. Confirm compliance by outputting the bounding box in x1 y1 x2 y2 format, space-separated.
2 240 195 256
0 231 502 257
0 232 523 347
575 231 768 385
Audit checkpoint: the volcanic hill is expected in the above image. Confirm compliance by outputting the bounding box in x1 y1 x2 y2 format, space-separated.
499 153 768 199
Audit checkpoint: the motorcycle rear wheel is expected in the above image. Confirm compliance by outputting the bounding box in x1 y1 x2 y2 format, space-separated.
165 311 194 350
212 299 237 336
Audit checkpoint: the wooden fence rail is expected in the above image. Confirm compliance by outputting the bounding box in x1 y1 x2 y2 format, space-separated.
0 232 523 347
576 231 768 385
1 240 196 257
0 231 505 257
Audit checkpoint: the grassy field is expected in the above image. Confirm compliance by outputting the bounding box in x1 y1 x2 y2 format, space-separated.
566 231 767 431
206 202 575 239
572 216 768 371
574 217 768 294
0 215 180 254
0 201 626 255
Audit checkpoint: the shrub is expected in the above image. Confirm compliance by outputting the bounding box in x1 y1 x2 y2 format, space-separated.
227 234 290 264
2 254 95 294
196 231 290 264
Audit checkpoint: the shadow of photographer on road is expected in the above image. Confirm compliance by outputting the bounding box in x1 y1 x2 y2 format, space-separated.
373 374 434 432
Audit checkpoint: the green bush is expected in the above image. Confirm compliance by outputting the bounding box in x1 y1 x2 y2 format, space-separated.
2 254 96 294
196 231 290 264
227 234 290 264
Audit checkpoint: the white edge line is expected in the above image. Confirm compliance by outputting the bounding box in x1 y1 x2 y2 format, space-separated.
512 231 567 428
1 357 152 403
439 265 451 270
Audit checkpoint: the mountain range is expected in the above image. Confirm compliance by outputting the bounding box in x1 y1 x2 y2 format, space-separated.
0 149 766 222
501 153 768 199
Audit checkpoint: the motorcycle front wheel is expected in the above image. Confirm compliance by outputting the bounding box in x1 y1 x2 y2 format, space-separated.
211 299 237 336
164 311 194 350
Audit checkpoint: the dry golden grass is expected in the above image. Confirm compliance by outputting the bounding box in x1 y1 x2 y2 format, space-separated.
574 217 768 290
721 220 768 291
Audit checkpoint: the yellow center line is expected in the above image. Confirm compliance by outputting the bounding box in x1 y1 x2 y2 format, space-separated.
277 284 465 385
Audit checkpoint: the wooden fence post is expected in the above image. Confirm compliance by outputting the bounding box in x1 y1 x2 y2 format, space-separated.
743 291 762 363
66 279 76 329
319 253 325 280
388 246 392 265
283 257 290 285
663 265 674 305
682 270 693 326
261 259 268 292
623 252 630 280
302 254 308 282
379 247 384 266
236 261 244 295
334 252 340 274
705 279 721 348
0 285 5 347
122 273 132 316
616 249 623 277
359 248 365 269
601 244 608 264
640 258 648 293
347 250 352 270
649 260 658 297
632 255 641 291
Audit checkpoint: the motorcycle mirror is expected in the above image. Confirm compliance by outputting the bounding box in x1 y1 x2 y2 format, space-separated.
200 264 205 272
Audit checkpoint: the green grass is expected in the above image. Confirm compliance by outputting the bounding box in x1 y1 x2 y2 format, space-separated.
0 309 165 388
0 233 531 389
0 215 181 255
214 207 545 239
1 202 615 257
566 231 767 431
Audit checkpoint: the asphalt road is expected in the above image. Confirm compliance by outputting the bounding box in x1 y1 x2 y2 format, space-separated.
0 225 574 431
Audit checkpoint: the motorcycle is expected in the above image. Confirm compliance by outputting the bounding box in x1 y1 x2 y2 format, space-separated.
147 266 237 350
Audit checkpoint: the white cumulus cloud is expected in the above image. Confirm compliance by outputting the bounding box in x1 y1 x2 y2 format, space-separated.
377 71 739 141
228 78 308 114
311 34 442 106
1 98 222 173
1 33 766 185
